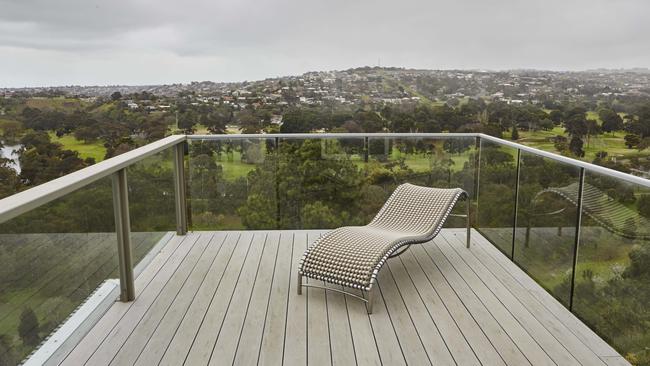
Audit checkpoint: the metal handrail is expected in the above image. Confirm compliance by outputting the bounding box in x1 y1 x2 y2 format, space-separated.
189 132 650 188
478 134 650 189
187 132 481 139
0 134 186 224
2 131 650 226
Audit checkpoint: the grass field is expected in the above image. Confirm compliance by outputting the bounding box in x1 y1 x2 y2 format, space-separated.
0 117 20 126
48 133 107 162
25 97 89 112
517 127 650 163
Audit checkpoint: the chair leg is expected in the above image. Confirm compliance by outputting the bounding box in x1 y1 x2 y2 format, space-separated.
366 289 375 314
297 273 303 295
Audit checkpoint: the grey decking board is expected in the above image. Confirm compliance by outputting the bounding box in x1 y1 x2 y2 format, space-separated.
444 230 608 366
306 231 333 366
344 289 382 366
58 229 627 366
207 232 269 365
427 237 557 366
110 232 224 365
60 233 190 366
366 279 407 366
183 231 258 365
156 232 242 366
132 232 229 366
257 231 294 365
437 233 582 366
468 229 626 360
85 232 206 365
106 232 215 365
410 244 532 366
602 355 633 366
389 252 482 366
326 285 357 366
376 266 432 365
385 258 457 366
232 231 281 365
283 231 308 366
399 249 506 366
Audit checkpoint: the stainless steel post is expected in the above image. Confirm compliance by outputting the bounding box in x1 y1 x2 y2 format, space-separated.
112 169 135 302
511 149 522 260
569 168 585 311
173 143 188 235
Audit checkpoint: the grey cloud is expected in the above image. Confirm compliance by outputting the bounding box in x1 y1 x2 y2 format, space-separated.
0 0 649 86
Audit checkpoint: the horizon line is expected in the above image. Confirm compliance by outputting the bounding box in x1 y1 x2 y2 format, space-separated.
1 66 649 90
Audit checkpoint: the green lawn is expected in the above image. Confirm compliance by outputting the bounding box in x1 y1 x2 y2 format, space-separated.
48 133 107 162
0 117 20 126
25 97 89 112
586 111 602 123
391 148 472 173
517 128 650 163
216 150 257 180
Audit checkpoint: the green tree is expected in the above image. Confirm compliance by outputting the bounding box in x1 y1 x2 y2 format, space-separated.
19 131 87 185
549 110 563 124
569 136 585 157
637 195 650 218
624 245 650 280
202 106 231 134
593 151 608 164
280 108 315 133
564 114 588 138
600 109 623 133
510 125 519 140
0 120 23 143
624 134 641 149
177 110 198 133
18 307 40 347
0 157 20 199
236 110 262 134
73 126 102 143
553 135 568 153
0 334 18 366
239 140 366 229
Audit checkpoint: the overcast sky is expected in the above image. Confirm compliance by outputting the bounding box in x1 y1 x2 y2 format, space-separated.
1 0 648 87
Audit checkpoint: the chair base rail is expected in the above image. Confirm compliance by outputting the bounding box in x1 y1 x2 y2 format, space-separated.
297 274 375 313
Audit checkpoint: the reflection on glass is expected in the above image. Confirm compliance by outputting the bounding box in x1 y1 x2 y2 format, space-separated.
573 172 650 363
0 177 117 363
367 137 476 228
127 149 176 265
188 138 276 230
127 148 176 265
512 152 581 306
277 137 365 229
475 139 518 255
187 136 478 231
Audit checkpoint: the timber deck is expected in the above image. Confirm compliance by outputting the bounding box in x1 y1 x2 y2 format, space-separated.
59 229 628 366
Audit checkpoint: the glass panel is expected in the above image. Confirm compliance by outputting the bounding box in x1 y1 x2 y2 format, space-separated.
276 137 366 229
127 148 176 265
0 178 116 363
573 172 650 362
367 136 476 228
512 152 581 306
188 138 276 230
475 139 518 255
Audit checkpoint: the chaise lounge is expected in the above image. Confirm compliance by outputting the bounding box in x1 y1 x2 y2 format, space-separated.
297 183 470 313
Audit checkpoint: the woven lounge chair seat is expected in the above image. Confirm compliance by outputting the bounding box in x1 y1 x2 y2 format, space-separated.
298 183 469 313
